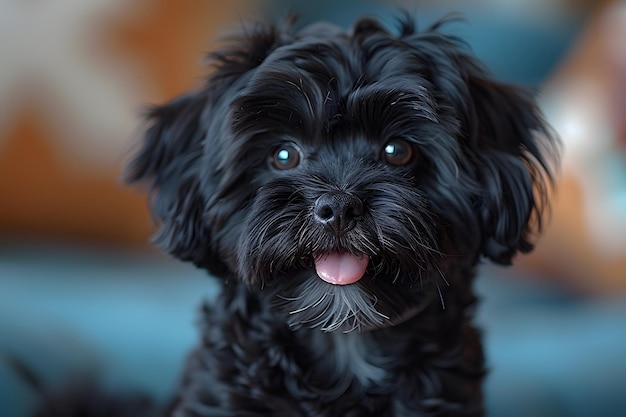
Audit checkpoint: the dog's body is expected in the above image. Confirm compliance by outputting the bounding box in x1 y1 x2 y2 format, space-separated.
168 272 482 416
126 15 557 417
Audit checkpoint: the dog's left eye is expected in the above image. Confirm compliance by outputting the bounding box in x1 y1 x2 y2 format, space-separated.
382 139 414 166
272 145 301 170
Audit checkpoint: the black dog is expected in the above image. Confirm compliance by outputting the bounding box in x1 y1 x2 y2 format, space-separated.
126 14 558 417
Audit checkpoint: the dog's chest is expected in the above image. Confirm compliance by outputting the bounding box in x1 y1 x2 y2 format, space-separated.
325 331 387 387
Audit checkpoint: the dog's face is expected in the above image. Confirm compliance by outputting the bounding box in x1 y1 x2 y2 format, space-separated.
127 17 556 332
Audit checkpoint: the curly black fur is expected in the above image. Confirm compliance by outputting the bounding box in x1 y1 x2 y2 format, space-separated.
124 14 558 417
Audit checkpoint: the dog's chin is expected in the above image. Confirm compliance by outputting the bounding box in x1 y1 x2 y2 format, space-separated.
265 271 431 333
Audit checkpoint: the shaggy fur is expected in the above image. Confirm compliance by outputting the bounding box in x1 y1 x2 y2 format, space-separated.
125 14 558 417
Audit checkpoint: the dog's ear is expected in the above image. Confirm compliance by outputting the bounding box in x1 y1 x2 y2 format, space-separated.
125 21 288 272
397 18 558 264
463 75 556 264
125 92 216 268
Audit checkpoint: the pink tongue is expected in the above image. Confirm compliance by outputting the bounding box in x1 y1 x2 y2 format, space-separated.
314 252 369 285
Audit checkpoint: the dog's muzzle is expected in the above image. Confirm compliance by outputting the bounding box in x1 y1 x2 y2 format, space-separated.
313 191 369 286
314 191 363 236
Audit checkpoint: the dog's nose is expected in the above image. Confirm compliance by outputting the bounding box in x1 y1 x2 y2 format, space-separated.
314 192 364 236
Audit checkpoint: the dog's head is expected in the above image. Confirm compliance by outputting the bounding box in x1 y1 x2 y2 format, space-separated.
127 16 558 332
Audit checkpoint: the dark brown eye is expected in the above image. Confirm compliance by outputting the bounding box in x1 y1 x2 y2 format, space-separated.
272 145 301 170
382 139 414 166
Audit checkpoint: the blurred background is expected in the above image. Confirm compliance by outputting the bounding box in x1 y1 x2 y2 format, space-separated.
1 0 624 416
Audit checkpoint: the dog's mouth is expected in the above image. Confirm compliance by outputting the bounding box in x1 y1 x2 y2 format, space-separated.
314 252 369 285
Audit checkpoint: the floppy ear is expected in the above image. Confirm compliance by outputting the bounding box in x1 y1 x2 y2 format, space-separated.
125 92 217 268
397 17 558 265
125 20 289 272
465 74 557 265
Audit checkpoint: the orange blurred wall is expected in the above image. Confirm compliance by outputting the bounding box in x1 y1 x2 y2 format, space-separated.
0 0 256 247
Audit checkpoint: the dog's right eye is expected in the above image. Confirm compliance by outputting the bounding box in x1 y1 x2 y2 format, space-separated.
382 139 414 167
272 145 301 170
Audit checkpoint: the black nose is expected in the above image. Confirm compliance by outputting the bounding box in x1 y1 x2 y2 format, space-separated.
314 192 364 236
